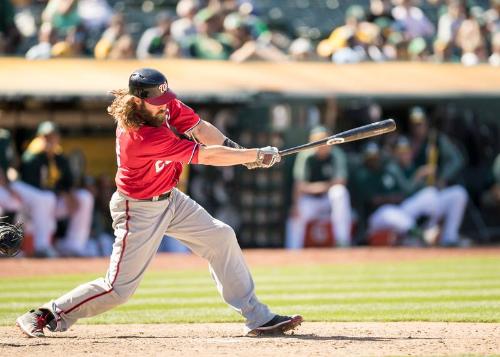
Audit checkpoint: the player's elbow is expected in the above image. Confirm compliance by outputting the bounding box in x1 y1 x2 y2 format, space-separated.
190 120 211 143
196 146 215 165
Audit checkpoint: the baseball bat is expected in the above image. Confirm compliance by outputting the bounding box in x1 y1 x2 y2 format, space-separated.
279 119 396 157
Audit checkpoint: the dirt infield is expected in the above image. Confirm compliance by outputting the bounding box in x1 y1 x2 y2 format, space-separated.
1 322 499 356
1 247 500 277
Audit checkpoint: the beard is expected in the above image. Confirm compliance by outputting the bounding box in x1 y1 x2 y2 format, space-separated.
134 102 166 127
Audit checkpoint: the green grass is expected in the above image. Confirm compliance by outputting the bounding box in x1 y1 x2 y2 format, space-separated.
1 256 499 325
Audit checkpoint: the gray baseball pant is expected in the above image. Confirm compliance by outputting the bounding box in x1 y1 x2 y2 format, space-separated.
42 189 273 332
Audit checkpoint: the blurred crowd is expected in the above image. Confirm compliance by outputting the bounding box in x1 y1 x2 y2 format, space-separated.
0 0 498 65
317 0 500 65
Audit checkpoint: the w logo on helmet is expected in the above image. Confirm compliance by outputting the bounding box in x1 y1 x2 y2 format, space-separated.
158 83 168 93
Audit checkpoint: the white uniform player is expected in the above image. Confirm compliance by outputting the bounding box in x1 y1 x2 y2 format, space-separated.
20 121 94 257
0 129 59 257
16 68 302 338
368 136 468 246
286 127 352 248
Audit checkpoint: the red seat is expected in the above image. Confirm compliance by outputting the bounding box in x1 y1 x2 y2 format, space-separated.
368 229 398 246
304 219 335 248
21 232 35 256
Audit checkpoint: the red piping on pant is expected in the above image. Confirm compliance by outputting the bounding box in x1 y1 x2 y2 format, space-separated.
62 200 129 315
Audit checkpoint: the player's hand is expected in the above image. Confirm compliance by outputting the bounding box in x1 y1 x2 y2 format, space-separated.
243 162 261 169
251 146 281 169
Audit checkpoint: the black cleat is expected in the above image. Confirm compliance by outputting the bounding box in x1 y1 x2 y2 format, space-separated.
248 314 303 336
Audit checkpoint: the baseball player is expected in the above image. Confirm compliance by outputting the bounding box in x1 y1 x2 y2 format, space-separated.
16 68 302 337
21 121 95 257
286 126 352 248
0 128 57 257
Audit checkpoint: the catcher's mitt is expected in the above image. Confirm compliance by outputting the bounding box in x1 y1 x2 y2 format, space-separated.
0 217 24 257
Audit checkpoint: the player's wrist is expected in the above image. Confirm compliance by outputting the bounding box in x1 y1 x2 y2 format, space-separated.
254 146 281 168
223 137 244 150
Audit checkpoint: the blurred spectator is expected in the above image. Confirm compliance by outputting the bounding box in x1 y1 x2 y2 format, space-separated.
489 31 500 65
171 0 199 42
407 36 431 60
94 12 128 59
77 0 112 34
225 12 287 62
0 128 58 258
236 1 270 39
51 25 86 57
485 0 500 33
383 31 408 59
288 37 316 61
25 22 57 60
137 11 180 59
182 7 233 59
317 5 382 62
368 0 394 22
391 0 435 40
434 0 465 61
108 33 134 59
456 5 486 65
42 0 81 36
286 126 352 248
21 121 94 256
0 0 20 54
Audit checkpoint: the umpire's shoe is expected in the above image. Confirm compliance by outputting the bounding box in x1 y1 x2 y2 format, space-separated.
16 309 56 337
248 314 303 336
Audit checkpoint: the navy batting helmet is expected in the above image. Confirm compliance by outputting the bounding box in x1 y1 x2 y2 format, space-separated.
128 68 176 105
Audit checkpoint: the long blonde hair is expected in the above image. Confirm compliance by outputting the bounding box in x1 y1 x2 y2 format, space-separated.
108 89 165 130
107 89 143 130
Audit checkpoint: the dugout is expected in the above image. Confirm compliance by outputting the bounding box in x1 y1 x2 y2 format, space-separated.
1 59 499 247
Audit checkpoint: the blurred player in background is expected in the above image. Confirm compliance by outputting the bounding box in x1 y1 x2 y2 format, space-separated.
355 142 421 242
0 128 57 257
362 106 469 246
286 126 352 248
21 121 94 256
407 107 468 245
0 128 19 216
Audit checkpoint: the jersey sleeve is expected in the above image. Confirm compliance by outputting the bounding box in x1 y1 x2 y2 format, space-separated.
331 147 348 181
168 99 201 134
293 151 312 182
141 129 200 164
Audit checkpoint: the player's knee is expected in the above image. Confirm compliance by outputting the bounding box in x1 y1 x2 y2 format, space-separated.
76 189 94 211
36 191 57 209
112 289 133 305
328 184 348 200
220 224 237 242
105 282 134 305
448 185 468 204
420 186 439 200
214 224 238 251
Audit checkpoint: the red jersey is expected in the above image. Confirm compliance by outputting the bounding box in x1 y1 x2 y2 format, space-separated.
115 98 201 199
